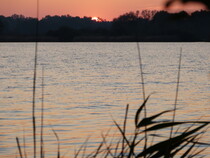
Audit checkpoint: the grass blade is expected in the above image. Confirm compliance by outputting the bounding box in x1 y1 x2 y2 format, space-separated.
188 147 208 158
137 42 146 101
165 50 182 157
137 110 173 128
170 50 182 138
52 128 60 158
143 121 210 132
32 0 40 157
135 95 150 127
101 133 114 157
40 66 45 158
113 120 130 147
114 139 121 156
137 123 208 157
180 141 197 158
16 137 23 158
22 129 27 158
90 141 104 157
122 104 129 157
137 42 148 157
75 136 90 158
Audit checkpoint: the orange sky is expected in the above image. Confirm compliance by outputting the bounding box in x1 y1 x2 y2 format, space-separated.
0 0 206 20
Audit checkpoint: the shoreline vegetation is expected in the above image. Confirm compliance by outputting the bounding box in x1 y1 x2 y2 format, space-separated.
11 0 210 157
15 44 210 157
1 10 210 42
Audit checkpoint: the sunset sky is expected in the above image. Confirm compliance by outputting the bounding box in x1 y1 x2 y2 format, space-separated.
1 0 205 20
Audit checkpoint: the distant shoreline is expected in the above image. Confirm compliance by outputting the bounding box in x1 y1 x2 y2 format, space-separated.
1 10 210 43
0 35 208 42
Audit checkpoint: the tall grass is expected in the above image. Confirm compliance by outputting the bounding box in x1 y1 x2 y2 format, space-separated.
14 19 209 157
72 48 210 157
15 44 210 157
13 0 210 156
40 66 45 158
137 42 147 158
85 97 210 157
32 0 40 157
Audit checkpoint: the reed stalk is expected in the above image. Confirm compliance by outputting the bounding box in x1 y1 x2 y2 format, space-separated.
23 129 27 158
40 66 45 158
16 137 23 158
121 104 129 157
170 48 182 139
165 49 182 157
137 42 147 157
52 128 60 158
32 0 39 157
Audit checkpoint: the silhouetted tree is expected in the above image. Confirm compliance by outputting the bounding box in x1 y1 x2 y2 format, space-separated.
0 19 3 34
0 11 210 41
113 11 140 23
47 26 77 41
141 10 158 20
112 11 147 36
11 14 25 19
39 15 111 34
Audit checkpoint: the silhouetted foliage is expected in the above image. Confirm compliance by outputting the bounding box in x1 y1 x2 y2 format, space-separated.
0 10 210 42
165 0 210 9
140 10 158 20
0 19 3 34
47 26 77 42
113 11 140 35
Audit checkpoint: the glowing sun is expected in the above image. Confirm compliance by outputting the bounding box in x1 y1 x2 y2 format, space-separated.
91 17 99 21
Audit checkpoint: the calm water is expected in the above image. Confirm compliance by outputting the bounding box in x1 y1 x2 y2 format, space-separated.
0 42 209 157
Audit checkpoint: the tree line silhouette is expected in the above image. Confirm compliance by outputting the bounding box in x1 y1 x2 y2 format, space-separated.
0 10 210 42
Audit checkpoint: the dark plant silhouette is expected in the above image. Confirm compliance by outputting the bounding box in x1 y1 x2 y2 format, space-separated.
140 10 158 20
0 19 3 33
1 10 210 42
165 0 210 9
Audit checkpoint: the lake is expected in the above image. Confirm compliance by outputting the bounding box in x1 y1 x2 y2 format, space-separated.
0 42 209 157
